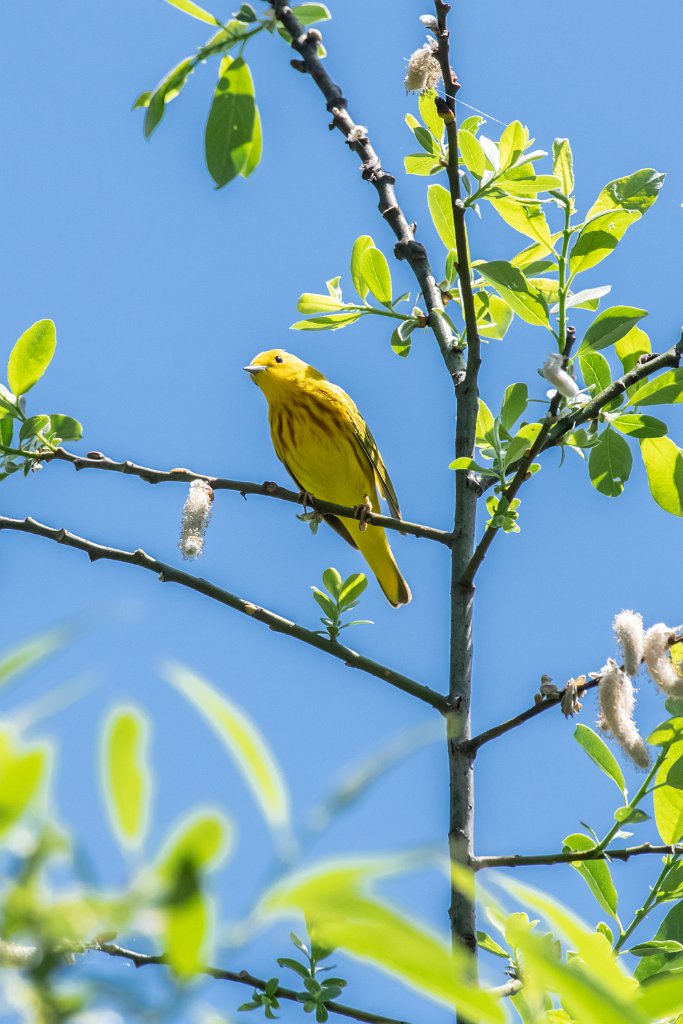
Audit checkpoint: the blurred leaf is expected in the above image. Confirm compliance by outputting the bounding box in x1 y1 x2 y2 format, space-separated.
552 138 574 195
630 369 683 406
569 210 639 275
163 661 291 833
574 725 625 795
102 706 151 849
588 429 632 497
640 437 683 516
637 970 683 1018
290 3 331 25
165 884 211 979
477 930 509 959
0 731 48 837
162 0 220 23
562 832 618 920
654 740 683 844
359 247 392 305
158 811 229 881
586 168 665 220
262 857 505 1023
477 261 548 327
205 56 257 187
612 414 667 439
0 624 73 690
8 319 56 397
427 184 457 251
579 307 647 353
144 58 194 139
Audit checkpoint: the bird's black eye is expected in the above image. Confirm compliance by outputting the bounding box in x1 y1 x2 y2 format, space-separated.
274 355 284 364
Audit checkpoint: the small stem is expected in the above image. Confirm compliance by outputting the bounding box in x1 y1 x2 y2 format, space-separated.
596 750 665 853
556 198 572 355
473 843 683 871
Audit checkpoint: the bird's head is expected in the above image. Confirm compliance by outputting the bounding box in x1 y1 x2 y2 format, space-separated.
243 349 324 399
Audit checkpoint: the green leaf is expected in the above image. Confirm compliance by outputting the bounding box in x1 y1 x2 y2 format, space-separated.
564 285 612 311
158 812 228 881
162 0 220 23
459 130 486 178
205 56 256 188
390 326 411 358
552 138 574 195
498 120 527 169
338 573 368 608
640 437 683 516
612 414 667 438
132 91 151 110
427 184 456 252
580 351 611 395
404 154 442 176
648 718 683 747
477 930 509 959
498 174 562 197
322 567 342 598
615 326 650 373
500 383 528 432
359 247 392 305
613 806 649 824
418 89 443 143
0 625 73 690
474 292 514 341
579 306 647 353
48 414 83 442
240 102 262 178
144 58 194 139
588 429 632 497
0 732 48 837
102 707 151 849
291 312 362 331
290 3 331 24
511 236 560 271
630 369 683 406
637 970 683 1018
562 833 619 920
477 261 549 328
488 198 553 251
163 661 291 833
635 898 683 982
569 210 639 275
165 883 210 979
586 168 666 220
350 236 374 300
312 588 337 618
297 294 350 314
574 725 625 795
654 740 683 844
8 319 56 397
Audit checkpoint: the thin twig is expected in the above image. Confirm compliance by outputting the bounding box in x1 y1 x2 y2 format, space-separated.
466 628 683 753
269 1 465 384
0 515 448 712
40 448 453 547
473 842 683 871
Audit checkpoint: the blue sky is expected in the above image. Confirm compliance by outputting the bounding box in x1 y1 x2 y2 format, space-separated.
1 1 683 1020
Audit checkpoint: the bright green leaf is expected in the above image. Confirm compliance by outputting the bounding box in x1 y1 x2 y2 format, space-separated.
404 154 442 176
0 732 48 837
630 369 683 406
290 3 331 24
144 58 194 139
635 896 683 982
350 236 374 300
574 724 625 795
499 120 527 169
291 312 362 331
297 294 351 314
564 286 612 311
562 832 619 920
488 198 553 251
588 429 632 497
418 89 444 143
586 168 666 220
616 326 650 373
459 130 486 178
162 0 220 23
359 247 392 305
205 56 256 188
477 261 549 328
8 320 56 397
48 414 83 442
552 138 574 195
569 210 640 275
654 740 683 844
579 306 647 354
500 383 529 432
427 184 456 251
612 414 667 438
640 437 683 516
580 351 611 396
102 707 151 848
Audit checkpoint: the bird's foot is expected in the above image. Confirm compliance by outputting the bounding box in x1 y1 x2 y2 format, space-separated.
297 490 316 512
352 496 373 532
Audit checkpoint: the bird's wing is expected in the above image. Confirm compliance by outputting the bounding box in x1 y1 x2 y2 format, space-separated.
345 399 402 520
274 440 359 551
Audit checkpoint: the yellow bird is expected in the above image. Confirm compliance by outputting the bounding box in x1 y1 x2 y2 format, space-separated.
244 350 411 607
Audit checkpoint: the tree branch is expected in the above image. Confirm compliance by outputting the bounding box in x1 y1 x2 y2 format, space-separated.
0 515 448 713
269 1 465 384
473 842 683 871
40 448 453 547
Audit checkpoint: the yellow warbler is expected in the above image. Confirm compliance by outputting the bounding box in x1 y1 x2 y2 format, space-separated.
244 350 411 607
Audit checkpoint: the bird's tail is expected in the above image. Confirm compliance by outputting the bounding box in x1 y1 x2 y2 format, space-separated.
352 521 411 607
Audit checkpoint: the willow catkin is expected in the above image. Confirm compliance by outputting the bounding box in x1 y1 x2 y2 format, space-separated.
598 659 650 768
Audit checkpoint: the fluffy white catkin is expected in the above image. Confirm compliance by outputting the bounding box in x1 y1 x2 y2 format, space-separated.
613 609 645 678
404 40 442 93
179 479 214 560
598 659 650 768
539 352 579 399
643 623 683 695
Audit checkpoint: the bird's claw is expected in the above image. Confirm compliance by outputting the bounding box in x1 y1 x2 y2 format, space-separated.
353 496 373 532
297 490 315 512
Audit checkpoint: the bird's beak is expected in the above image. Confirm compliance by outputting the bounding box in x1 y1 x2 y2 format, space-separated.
243 364 267 376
